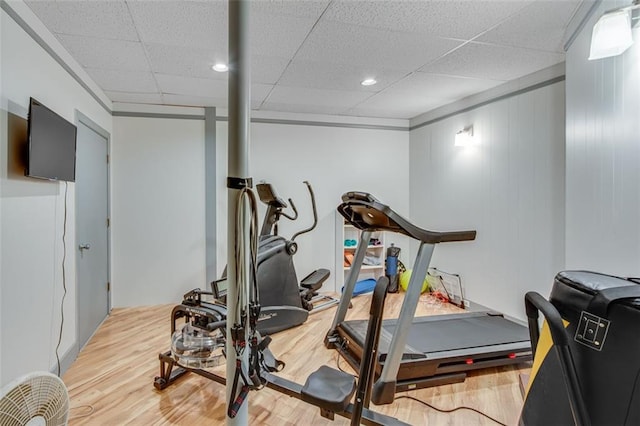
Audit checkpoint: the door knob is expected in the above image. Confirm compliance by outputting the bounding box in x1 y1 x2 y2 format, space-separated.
79 243 91 251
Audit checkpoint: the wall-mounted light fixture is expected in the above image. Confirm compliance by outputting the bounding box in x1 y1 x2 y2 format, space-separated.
589 0 639 60
455 126 476 147
212 63 229 72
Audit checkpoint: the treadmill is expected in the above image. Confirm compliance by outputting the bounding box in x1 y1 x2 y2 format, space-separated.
325 192 532 405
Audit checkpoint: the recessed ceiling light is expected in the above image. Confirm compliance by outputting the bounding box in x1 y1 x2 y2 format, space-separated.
361 78 377 86
212 63 229 72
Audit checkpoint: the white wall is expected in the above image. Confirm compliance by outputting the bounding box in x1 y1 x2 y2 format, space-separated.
565 0 640 275
0 8 112 385
409 81 566 320
111 117 206 307
110 115 408 306
216 119 411 292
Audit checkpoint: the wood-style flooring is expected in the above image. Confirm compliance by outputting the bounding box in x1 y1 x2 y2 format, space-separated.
63 292 530 425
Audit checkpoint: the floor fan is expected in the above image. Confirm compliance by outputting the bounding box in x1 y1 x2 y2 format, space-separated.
0 372 69 425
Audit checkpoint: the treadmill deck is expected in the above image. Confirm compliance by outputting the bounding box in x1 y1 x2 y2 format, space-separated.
337 311 532 386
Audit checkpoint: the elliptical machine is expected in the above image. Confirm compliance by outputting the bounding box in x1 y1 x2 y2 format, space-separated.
213 181 332 335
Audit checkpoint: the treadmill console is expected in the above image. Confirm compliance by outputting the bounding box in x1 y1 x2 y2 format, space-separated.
341 191 379 204
338 191 476 244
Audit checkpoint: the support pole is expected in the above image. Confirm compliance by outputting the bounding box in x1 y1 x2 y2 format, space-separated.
226 1 251 425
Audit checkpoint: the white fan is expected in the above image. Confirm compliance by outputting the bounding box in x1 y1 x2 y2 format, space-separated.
0 372 69 426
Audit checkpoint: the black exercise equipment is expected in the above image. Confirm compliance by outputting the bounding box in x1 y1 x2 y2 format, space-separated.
326 191 532 403
213 181 335 335
154 277 411 425
521 270 640 426
255 181 336 313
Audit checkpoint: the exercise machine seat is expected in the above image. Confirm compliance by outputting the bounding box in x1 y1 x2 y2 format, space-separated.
301 365 356 413
521 270 640 426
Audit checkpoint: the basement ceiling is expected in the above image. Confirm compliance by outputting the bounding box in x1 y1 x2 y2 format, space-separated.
25 0 583 119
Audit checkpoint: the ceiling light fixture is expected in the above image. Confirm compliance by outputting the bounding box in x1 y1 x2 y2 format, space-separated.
455 126 476 147
589 0 640 60
212 63 229 72
361 78 377 86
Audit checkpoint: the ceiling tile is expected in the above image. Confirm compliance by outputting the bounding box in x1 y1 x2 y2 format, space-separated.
419 42 565 81
145 44 227 80
251 0 330 19
26 0 139 41
156 74 228 98
258 102 349 116
347 106 428 120
323 0 532 40
295 20 463 71
278 60 409 92
265 85 372 109
477 1 582 52
56 34 149 72
350 90 451 120
86 68 158 93
348 72 507 119
104 91 162 105
387 72 504 100
128 1 316 58
251 55 292 84
251 13 317 58
156 75 273 105
249 84 275 107
163 89 269 110
127 1 226 49
145 44 288 84
162 94 226 108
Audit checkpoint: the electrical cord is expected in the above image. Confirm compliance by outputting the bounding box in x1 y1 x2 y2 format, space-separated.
232 187 260 327
335 351 358 378
335 348 506 425
395 395 508 426
68 404 95 419
55 181 68 377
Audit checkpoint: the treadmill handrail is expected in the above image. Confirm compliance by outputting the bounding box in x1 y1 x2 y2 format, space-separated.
338 191 476 244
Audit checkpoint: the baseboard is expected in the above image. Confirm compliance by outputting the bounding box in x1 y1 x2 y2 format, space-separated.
50 342 79 377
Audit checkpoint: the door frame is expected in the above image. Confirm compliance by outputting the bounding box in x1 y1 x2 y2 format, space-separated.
74 110 111 349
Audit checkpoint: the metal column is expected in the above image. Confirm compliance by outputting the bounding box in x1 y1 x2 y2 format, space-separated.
204 107 217 285
226 1 251 425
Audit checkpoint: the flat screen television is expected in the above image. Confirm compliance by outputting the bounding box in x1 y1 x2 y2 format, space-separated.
26 97 77 182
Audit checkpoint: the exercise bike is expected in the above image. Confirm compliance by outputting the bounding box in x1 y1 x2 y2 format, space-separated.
212 181 336 335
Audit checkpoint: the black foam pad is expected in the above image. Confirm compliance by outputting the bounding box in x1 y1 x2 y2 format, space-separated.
301 365 356 413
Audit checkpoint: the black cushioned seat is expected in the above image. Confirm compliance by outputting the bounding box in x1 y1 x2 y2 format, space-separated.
301 365 356 413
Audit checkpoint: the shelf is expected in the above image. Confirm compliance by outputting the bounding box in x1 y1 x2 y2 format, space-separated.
337 211 386 290
344 265 383 270
343 245 384 250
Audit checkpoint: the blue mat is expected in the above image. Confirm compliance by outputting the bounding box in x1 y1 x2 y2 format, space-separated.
342 278 377 296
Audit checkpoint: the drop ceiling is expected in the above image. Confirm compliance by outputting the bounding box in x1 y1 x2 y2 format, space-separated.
24 0 583 119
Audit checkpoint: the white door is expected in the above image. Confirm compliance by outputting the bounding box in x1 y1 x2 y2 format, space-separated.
75 119 110 349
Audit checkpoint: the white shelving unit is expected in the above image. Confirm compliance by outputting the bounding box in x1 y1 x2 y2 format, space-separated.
335 213 385 290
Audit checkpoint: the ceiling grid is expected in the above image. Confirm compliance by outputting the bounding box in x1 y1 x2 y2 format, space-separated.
24 0 585 119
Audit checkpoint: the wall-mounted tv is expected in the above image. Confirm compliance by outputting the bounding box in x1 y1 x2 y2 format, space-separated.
26 98 77 182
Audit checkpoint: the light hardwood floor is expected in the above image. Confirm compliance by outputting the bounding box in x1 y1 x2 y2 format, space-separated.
63 292 530 425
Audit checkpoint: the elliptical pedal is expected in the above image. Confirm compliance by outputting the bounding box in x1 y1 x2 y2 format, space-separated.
301 268 330 290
